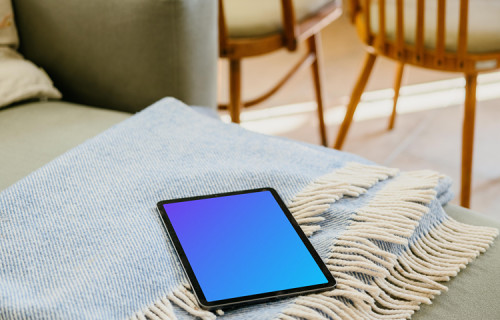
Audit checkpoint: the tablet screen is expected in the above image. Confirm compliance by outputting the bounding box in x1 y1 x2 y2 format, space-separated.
158 188 335 309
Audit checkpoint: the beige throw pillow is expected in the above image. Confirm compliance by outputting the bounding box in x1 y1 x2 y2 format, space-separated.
0 1 61 108
0 47 62 108
0 0 18 47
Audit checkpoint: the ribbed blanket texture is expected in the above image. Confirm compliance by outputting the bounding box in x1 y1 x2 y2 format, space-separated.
0 98 497 320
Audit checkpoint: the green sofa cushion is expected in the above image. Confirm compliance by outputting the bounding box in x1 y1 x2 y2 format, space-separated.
0 101 130 191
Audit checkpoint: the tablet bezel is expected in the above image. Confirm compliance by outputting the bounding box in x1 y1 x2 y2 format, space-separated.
157 188 336 310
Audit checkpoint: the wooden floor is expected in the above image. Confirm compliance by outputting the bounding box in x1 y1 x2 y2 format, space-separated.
218 15 500 220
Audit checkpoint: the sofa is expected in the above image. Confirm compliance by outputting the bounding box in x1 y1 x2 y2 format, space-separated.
0 1 499 319
0 0 218 191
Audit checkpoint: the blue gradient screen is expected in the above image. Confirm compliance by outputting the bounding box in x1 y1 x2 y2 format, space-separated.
163 190 328 302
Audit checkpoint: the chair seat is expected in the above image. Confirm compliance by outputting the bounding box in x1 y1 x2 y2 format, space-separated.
225 0 334 38
369 0 500 54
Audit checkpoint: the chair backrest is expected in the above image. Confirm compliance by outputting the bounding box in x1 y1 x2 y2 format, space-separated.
349 0 500 74
218 0 298 58
219 0 341 58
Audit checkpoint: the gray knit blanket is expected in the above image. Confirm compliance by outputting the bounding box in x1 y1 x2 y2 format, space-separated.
0 98 497 320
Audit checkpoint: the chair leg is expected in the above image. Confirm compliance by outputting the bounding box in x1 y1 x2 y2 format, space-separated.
333 52 377 149
388 62 405 130
229 58 242 123
308 33 328 147
460 74 477 208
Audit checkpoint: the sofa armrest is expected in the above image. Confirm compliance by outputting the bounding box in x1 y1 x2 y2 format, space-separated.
414 203 500 320
13 0 217 113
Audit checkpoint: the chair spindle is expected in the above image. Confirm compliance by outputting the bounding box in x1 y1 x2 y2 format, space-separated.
377 0 386 52
415 0 425 63
396 0 405 58
363 0 371 42
457 0 469 69
436 0 446 66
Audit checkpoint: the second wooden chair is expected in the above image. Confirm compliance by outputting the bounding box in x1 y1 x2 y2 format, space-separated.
334 0 500 208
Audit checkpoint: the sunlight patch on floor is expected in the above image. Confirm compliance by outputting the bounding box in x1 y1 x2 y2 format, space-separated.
220 72 500 136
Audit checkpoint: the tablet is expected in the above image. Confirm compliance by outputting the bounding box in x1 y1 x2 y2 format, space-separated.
157 188 336 310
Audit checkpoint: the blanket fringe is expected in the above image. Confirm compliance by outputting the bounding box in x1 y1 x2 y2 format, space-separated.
129 283 220 320
289 162 398 236
130 164 497 320
168 283 219 320
129 296 178 320
278 170 499 320
129 163 396 319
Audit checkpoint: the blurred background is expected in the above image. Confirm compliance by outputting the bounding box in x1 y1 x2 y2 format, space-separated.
218 14 500 218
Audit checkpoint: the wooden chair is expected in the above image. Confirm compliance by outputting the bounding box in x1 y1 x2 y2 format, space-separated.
334 0 500 208
218 0 342 146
